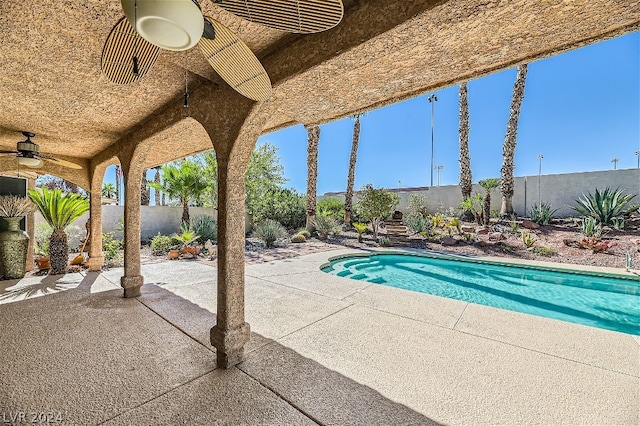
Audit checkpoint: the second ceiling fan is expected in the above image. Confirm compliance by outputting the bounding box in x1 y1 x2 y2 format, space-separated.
101 0 344 101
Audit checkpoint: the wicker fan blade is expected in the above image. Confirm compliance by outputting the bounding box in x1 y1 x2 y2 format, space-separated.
198 18 272 101
0 151 18 155
41 156 83 170
215 0 344 33
101 17 161 84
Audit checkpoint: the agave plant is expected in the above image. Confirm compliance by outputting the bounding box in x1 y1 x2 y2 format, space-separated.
573 187 636 226
28 188 89 275
529 202 559 226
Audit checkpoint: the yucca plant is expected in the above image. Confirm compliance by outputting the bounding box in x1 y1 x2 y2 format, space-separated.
28 188 89 275
252 219 287 248
529 203 559 226
312 214 341 240
573 187 636 226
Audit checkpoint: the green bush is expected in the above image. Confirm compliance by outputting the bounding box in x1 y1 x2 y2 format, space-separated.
150 233 174 255
353 222 368 242
291 233 306 243
317 197 345 221
573 187 636 226
102 232 122 261
378 237 391 247
192 215 217 242
529 203 558 226
253 189 305 230
581 217 602 238
34 222 52 256
252 219 287 248
312 214 341 240
532 246 555 256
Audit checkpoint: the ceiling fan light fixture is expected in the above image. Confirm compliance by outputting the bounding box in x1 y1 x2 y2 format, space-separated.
121 0 204 51
17 156 42 168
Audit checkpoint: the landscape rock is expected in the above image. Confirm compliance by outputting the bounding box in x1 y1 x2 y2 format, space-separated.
461 226 475 233
476 227 490 235
441 237 458 246
489 232 503 241
522 220 540 229
473 240 489 248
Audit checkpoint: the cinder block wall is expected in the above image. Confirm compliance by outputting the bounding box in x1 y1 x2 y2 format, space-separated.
321 168 640 218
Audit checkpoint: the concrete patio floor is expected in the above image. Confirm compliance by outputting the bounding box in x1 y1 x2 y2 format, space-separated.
0 249 638 425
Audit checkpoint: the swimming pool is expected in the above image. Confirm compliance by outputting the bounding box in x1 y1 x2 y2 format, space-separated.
321 253 640 335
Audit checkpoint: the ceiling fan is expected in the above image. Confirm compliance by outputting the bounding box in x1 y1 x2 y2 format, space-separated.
101 0 345 101
0 132 82 170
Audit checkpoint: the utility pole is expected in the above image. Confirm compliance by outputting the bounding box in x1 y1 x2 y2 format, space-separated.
635 150 639 169
537 154 543 206
611 157 619 170
428 94 438 187
435 165 444 186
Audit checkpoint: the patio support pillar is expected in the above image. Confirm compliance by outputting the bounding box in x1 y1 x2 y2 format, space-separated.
86 188 104 271
210 154 250 368
25 177 35 272
119 151 146 298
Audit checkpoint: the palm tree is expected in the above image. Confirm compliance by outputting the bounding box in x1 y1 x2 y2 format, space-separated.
500 64 528 216
148 161 208 225
479 178 500 225
153 167 161 206
114 165 121 205
101 183 116 199
28 188 89 275
140 168 150 205
344 113 362 226
458 82 473 221
305 124 320 229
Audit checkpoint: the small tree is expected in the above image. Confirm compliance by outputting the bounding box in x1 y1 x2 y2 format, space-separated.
355 184 400 241
479 178 500 225
102 183 116 199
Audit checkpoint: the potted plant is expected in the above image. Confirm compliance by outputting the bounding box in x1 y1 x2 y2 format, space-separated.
172 223 200 256
28 188 89 275
0 195 36 279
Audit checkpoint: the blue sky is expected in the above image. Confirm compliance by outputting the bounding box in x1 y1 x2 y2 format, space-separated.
105 32 639 198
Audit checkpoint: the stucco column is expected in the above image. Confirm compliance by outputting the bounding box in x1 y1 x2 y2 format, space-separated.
210 155 250 368
120 164 143 298
86 188 104 271
25 178 35 272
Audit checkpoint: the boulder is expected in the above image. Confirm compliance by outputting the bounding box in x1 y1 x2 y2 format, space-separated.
489 232 503 241
461 226 475 233
476 226 490 235
522 220 540 229
441 237 458 246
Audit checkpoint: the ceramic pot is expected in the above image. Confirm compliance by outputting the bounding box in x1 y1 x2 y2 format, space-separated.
181 246 200 255
0 217 29 279
35 256 51 270
167 249 180 260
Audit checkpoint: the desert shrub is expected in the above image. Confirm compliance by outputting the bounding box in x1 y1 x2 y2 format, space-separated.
444 217 461 236
529 203 558 226
355 184 399 241
253 188 305 230
316 197 345 221
191 215 217 242
291 233 306 243
580 217 602 238
102 232 122 261
252 219 287 248
352 222 368 242
312 214 340 240
34 222 52 255
407 193 429 218
378 237 391 247
65 224 85 251
532 246 555 256
297 228 311 239
406 214 428 234
150 233 173 255
573 187 636 226
521 231 537 248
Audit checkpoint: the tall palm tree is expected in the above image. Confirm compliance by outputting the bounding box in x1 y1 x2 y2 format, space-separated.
140 168 150 205
101 183 116 199
305 124 320 229
28 188 89 275
148 161 208 225
153 167 161 206
344 113 361 226
114 165 121 205
479 178 500 225
458 82 474 221
500 64 528 216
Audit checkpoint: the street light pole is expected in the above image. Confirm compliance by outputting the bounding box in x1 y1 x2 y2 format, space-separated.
611 157 619 170
537 154 543 206
435 165 444 186
428 94 438 187
635 150 640 169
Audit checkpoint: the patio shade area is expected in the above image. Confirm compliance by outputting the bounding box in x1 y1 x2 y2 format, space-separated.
0 251 637 424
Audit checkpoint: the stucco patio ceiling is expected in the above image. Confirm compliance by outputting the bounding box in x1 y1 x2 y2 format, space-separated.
0 0 638 169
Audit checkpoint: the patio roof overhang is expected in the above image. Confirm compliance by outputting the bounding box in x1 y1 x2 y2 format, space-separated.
0 0 637 175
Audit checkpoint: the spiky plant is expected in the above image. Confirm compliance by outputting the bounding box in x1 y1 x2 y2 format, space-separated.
573 187 636 226
172 222 200 248
352 222 368 242
305 124 320 229
28 188 89 275
312 214 340 240
458 82 472 202
252 219 287 248
479 178 500 225
344 114 362 226
0 195 35 217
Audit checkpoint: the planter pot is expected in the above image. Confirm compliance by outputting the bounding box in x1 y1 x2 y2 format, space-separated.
0 217 29 279
167 249 180 260
35 256 51 270
181 246 200 255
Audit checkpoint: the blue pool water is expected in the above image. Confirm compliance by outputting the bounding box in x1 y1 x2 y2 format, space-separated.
322 254 640 335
